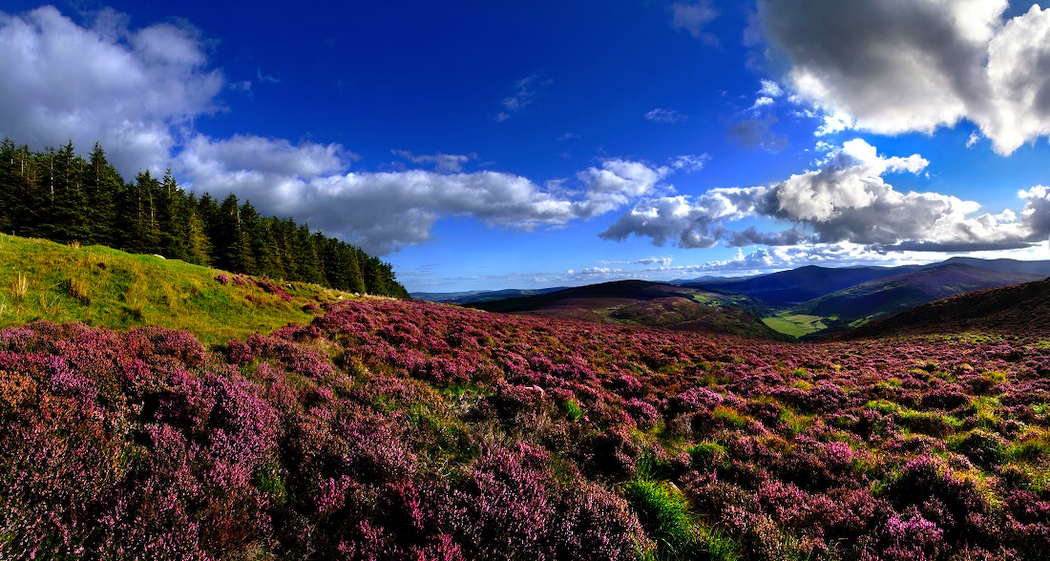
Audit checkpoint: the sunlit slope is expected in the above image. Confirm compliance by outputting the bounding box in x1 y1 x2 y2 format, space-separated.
788 263 1043 337
846 274 1050 339
0 233 355 345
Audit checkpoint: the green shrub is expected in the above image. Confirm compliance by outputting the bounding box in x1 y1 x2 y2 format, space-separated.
625 479 697 559
688 441 728 468
561 398 585 422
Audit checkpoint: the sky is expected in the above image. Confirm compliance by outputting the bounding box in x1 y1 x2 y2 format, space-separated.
1 0 1050 293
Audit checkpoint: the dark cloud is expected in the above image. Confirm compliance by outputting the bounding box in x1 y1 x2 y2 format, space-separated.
755 0 1050 154
729 116 789 152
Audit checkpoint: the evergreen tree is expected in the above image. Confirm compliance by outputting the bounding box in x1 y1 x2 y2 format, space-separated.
46 141 89 243
0 139 16 235
85 143 122 246
179 193 212 266
0 138 409 297
117 171 161 253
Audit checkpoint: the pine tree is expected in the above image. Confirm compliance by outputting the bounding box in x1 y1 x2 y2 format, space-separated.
0 139 16 235
85 143 122 246
47 141 89 243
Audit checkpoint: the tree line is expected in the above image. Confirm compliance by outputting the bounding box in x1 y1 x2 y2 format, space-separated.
0 139 408 298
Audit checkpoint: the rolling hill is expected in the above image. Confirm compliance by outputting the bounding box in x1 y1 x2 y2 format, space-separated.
0 233 358 345
787 263 1045 337
470 280 787 339
683 264 909 306
411 286 568 304
845 274 1050 339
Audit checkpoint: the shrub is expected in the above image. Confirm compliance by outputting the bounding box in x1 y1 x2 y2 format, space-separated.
624 478 697 559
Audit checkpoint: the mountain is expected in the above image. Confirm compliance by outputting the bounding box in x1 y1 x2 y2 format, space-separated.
936 256 1050 276
412 287 568 304
845 275 1050 339
790 263 1045 337
683 265 910 306
469 280 787 339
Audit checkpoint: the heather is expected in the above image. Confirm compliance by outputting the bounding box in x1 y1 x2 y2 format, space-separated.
2 298 1050 559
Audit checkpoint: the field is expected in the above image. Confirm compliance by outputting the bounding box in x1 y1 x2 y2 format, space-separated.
2 295 1049 559
761 313 829 338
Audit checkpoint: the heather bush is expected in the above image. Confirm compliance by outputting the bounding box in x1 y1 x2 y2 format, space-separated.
1 298 1050 558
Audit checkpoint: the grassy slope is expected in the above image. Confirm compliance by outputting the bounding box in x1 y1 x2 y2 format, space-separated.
0 234 356 346
761 313 827 337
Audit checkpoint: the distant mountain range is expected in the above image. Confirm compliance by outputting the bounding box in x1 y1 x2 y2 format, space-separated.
410 287 568 305
417 257 1050 339
467 280 787 340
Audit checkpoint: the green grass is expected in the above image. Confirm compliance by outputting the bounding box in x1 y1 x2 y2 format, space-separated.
625 479 697 559
0 234 356 346
761 312 827 337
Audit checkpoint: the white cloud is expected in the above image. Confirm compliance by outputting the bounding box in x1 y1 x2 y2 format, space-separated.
752 96 775 109
0 6 223 176
602 139 1049 253
759 79 783 97
815 112 854 136
495 73 550 121
644 108 689 123
597 256 674 267
671 1 719 44
568 267 624 276
179 135 673 254
754 0 1050 154
671 154 709 172
391 150 476 173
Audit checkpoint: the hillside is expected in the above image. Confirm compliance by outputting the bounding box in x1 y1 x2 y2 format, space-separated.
0 138 407 298
3 295 1050 559
685 265 906 306
789 263 1044 337
846 274 1050 339
470 280 785 339
0 234 357 345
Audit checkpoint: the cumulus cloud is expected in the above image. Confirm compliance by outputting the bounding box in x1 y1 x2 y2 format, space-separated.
0 6 223 176
573 159 673 218
644 108 689 123
603 139 1050 253
178 136 674 254
758 79 783 98
754 0 1050 154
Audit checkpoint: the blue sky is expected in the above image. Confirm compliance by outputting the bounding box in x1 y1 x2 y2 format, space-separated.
2 1 1050 292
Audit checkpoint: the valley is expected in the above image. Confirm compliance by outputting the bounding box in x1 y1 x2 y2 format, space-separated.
426 259 1050 340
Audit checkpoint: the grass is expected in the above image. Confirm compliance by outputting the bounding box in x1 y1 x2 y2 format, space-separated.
0 234 356 346
762 312 827 337
624 478 697 559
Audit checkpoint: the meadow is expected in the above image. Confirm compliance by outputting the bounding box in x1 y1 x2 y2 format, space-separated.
2 294 1048 559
